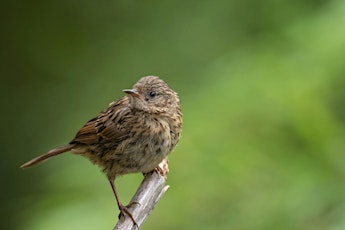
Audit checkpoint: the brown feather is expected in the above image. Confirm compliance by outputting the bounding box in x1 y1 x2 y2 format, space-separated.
70 97 130 146
21 144 74 168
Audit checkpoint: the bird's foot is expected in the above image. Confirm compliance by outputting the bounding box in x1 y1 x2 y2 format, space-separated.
154 166 165 176
118 202 140 227
142 166 167 179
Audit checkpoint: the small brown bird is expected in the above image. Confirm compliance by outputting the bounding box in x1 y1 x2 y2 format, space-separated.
21 76 182 224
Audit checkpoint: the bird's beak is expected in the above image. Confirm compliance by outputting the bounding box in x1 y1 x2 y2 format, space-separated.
123 89 143 100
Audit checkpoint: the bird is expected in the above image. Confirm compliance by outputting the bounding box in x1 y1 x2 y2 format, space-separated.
21 75 182 225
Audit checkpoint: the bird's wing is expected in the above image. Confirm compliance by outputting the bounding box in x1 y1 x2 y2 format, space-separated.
70 97 131 146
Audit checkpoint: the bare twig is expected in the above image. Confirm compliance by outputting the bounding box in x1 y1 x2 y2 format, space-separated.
114 159 170 230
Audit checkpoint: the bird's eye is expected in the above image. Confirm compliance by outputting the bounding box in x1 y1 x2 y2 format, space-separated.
149 91 157 98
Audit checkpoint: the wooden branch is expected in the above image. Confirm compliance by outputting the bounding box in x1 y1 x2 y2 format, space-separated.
114 158 170 230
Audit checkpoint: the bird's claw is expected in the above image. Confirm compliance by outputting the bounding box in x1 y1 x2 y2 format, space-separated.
154 166 164 176
118 202 140 227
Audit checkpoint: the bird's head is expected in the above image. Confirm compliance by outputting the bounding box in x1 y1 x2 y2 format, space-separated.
123 76 180 114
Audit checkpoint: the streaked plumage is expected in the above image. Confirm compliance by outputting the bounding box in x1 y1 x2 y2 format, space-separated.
21 76 182 225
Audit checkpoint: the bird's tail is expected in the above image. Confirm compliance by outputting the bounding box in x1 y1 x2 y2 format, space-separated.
20 144 75 168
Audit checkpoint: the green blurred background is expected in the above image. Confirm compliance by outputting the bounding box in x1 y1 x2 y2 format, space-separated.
2 0 345 229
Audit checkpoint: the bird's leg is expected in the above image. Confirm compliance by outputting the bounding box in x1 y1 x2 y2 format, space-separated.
108 177 138 226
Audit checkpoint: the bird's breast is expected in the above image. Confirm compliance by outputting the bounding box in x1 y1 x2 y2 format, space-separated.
104 115 172 174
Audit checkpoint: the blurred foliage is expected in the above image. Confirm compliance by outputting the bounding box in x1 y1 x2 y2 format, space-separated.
1 0 345 229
